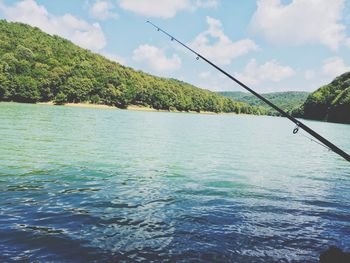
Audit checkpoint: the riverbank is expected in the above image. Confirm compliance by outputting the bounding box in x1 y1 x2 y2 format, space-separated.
38 101 117 110
126 104 228 115
1 101 241 115
35 102 236 115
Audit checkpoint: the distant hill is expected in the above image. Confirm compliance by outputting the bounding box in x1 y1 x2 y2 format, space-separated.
218 91 309 115
292 72 350 124
0 20 257 114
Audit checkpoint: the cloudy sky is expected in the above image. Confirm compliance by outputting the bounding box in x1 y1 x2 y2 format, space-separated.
0 0 350 93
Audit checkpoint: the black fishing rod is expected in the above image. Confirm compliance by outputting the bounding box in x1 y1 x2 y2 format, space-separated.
146 21 350 163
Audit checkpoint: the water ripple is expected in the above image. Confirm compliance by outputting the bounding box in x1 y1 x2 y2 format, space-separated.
0 103 349 262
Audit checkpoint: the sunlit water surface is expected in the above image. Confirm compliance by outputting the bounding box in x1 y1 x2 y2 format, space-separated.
0 103 349 262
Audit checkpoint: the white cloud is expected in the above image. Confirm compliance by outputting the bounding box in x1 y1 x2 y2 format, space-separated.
89 0 117 20
197 71 235 91
195 0 219 8
197 59 298 92
234 59 295 86
132 44 182 72
118 0 219 18
0 0 106 51
190 16 259 65
119 0 190 18
251 0 347 50
322 57 350 78
346 38 350 48
304 70 316 80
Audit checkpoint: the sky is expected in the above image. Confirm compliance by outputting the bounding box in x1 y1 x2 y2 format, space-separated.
0 0 350 93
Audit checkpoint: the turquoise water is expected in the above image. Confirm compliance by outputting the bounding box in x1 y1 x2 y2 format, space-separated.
0 102 349 262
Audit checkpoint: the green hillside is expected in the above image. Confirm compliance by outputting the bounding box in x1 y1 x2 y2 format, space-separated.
218 91 309 115
0 20 257 114
292 72 350 124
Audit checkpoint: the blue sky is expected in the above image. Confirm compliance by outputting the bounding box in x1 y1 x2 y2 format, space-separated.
0 0 350 93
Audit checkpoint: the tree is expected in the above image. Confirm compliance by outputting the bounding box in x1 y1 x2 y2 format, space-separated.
0 73 9 99
16 45 34 60
54 92 67 105
13 76 40 102
61 76 93 102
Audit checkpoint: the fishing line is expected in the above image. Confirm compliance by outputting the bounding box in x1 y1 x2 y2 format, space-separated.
301 133 332 151
146 21 350 163
294 128 331 151
292 124 330 151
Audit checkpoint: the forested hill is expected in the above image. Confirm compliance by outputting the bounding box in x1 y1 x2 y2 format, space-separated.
218 91 309 116
292 72 350 124
0 20 258 114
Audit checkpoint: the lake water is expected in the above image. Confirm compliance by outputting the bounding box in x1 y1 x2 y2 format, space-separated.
0 102 349 262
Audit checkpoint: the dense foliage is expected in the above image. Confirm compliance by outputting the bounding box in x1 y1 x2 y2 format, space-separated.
292 72 350 124
0 20 258 114
218 91 309 116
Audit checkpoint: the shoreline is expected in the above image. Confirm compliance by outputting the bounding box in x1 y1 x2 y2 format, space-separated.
37 101 117 110
1 101 258 116
1 101 269 117
35 102 238 115
4 101 340 123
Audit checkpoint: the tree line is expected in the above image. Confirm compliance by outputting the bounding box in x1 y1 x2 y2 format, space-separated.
292 72 350 124
0 20 260 114
219 91 309 116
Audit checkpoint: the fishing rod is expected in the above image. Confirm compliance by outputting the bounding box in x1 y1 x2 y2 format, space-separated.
146 21 350 163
